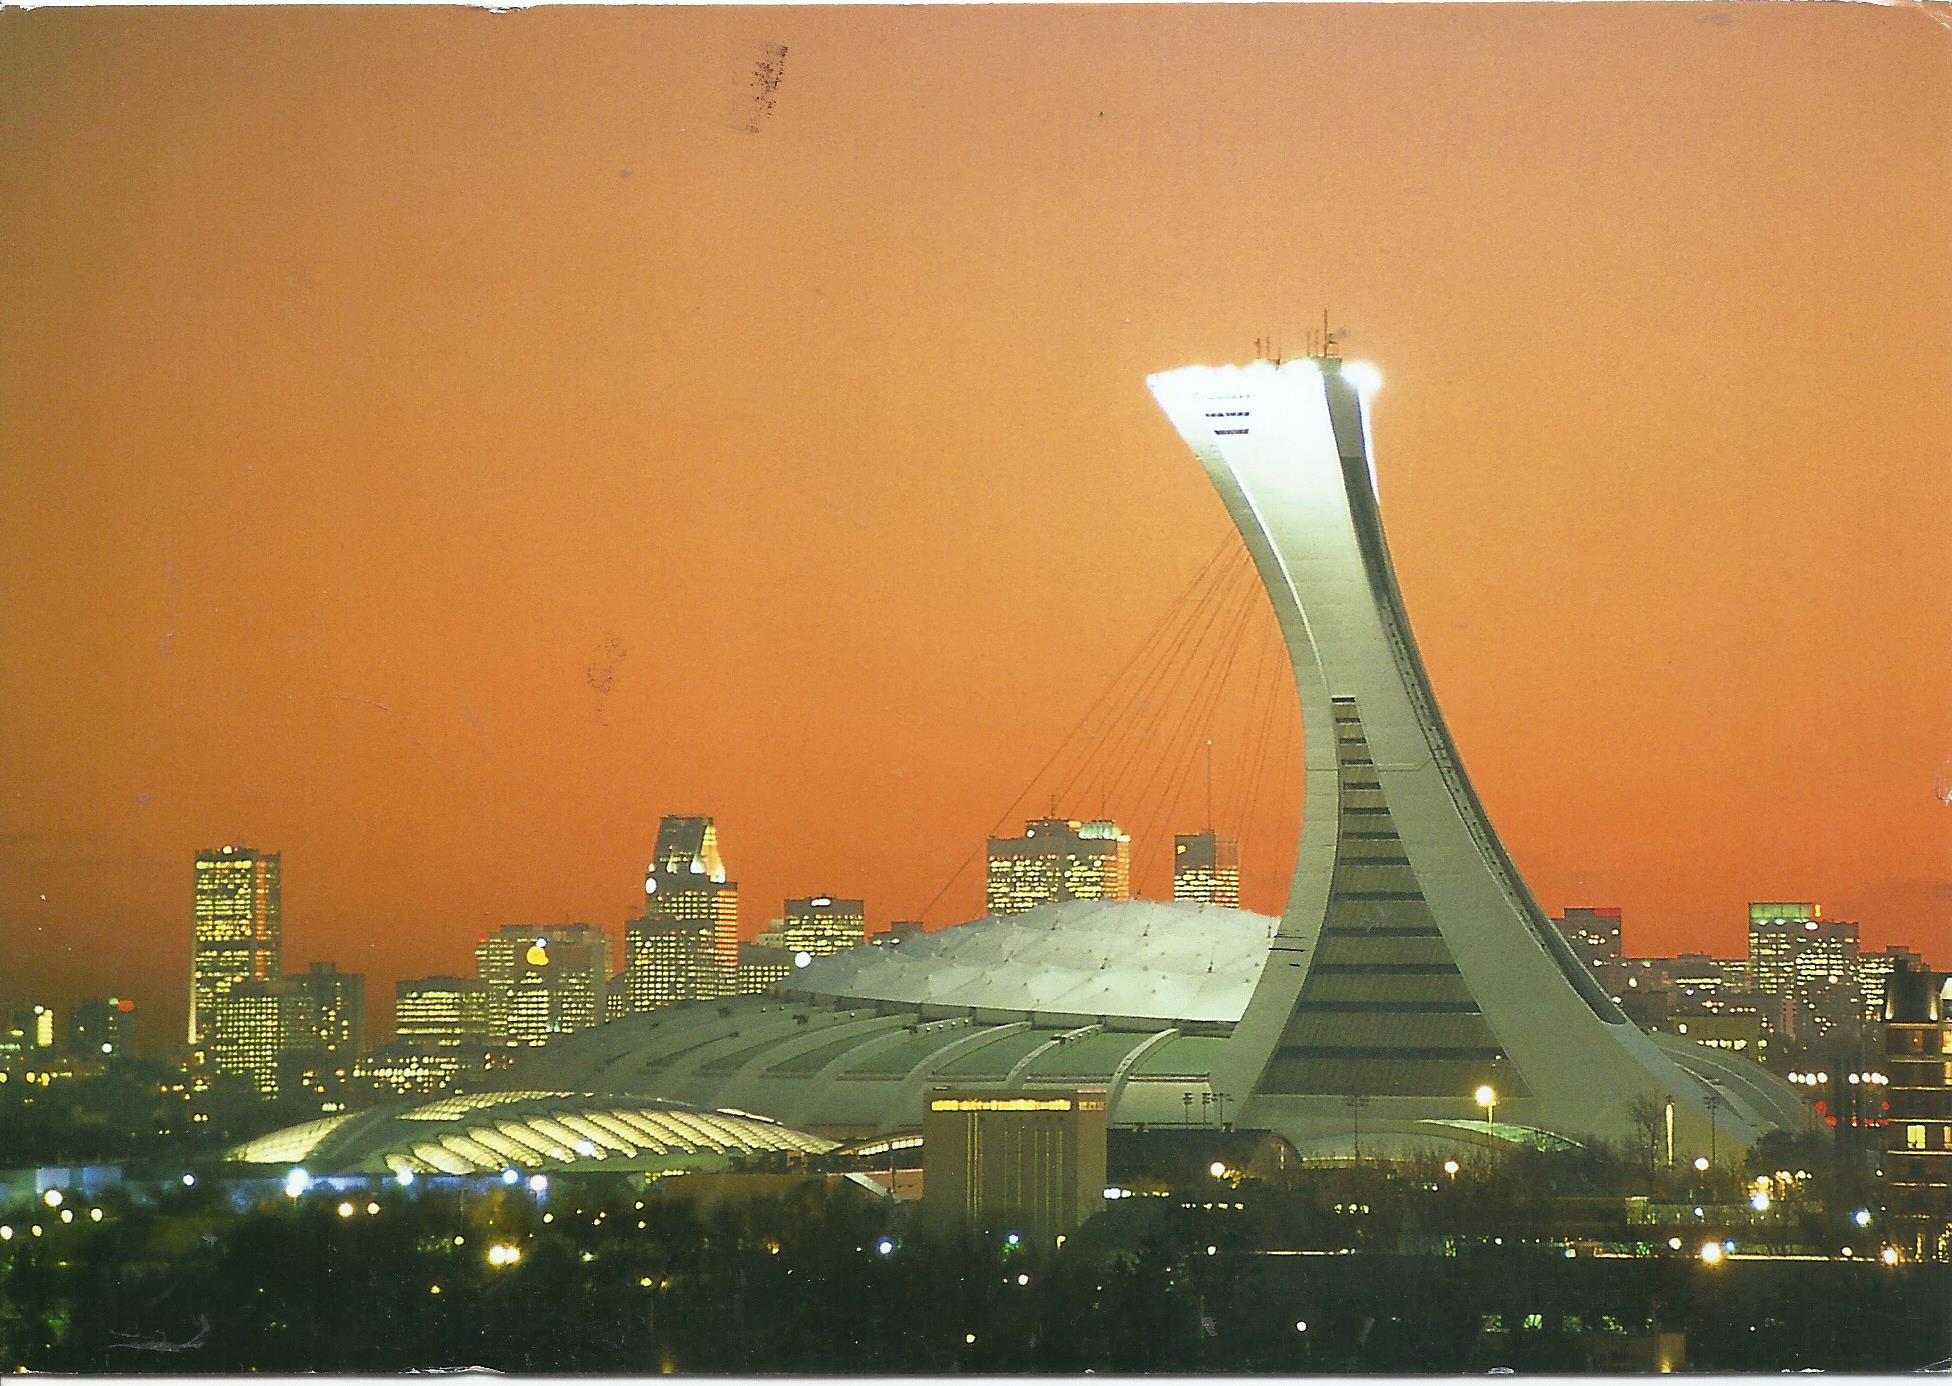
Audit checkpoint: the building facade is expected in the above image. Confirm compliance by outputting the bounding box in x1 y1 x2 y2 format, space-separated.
921 1088 1109 1242
292 961 365 1057
780 896 867 957
986 818 1132 917
208 976 313 1099
190 846 282 1050
1173 831 1241 908
733 940 798 995
628 816 740 1005
394 976 492 1048
1882 965 1952 1260
475 924 612 1046
1747 903 1862 1041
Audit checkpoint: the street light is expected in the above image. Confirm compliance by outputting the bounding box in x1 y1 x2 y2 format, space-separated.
1475 1085 1497 1141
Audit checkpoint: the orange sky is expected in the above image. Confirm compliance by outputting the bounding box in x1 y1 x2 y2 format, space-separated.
2 4 1947 1047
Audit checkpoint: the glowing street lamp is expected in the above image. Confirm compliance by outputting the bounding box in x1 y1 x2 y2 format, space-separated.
1475 1085 1497 1140
1693 1156 1710 1173
1698 1241 1724 1265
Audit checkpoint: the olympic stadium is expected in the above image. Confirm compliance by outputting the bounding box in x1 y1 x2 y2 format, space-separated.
240 355 1808 1173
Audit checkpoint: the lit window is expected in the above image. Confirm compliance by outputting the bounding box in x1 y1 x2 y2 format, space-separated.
1907 1125 1927 1150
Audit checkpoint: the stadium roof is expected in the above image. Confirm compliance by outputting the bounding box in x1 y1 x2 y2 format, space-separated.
226 1091 835 1177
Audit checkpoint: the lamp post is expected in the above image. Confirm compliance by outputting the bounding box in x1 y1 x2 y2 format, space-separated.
1704 1092 1722 1169
1345 1094 1371 1162
1475 1085 1497 1144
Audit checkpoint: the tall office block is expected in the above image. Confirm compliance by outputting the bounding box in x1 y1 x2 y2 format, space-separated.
209 976 312 1099
781 896 867 957
292 962 365 1056
190 846 281 1048
628 816 739 1009
1747 904 1861 1040
1551 906 1624 986
475 924 612 1045
986 818 1132 917
733 940 798 995
394 977 492 1048
1173 831 1241 908
1882 965 1952 1258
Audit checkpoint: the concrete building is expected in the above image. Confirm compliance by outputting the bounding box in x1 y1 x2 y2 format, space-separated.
190 846 281 1050
780 896 867 958
474 924 611 1046
733 941 797 995
1173 831 1241 908
986 818 1132 916
922 1088 1108 1242
394 977 492 1048
628 816 740 1007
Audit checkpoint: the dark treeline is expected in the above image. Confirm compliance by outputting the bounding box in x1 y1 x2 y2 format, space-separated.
3 1175 1947 1373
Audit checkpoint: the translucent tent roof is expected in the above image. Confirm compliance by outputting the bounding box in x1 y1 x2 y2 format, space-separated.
783 898 1279 1024
226 1091 836 1177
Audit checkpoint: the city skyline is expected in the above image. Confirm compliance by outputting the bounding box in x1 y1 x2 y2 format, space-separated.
4 4 1948 1043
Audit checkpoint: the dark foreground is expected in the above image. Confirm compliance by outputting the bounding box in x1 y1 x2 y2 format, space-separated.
3 1179 1947 1373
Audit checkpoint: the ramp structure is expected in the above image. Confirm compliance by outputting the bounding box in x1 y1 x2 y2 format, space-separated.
1149 357 1759 1153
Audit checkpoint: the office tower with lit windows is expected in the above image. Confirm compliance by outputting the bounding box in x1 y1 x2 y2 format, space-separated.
66 998 137 1059
209 976 313 1099
474 924 612 1045
190 846 282 1050
734 940 798 995
291 961 365 1056
986 818 1132 916
1747 903 1861 1040
627 816 740 1009
780 896 867 957
1861 945 1927 1026
1172 831 1241 908
395 977 492 1048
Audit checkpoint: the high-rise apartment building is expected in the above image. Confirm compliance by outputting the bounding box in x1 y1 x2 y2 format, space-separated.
985 818 1132 917
292 962 365 1057
474 924 612 1046
780 896 867 957
1172 831 1241 908
627 816 739 1010
394 977 492 1048
190 846 282 1049
13 1004 56 1050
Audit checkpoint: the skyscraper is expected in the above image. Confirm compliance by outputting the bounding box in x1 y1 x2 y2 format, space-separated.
1747 903 1861 1040
627 816 739 1009
779 896 867 957
1861 945 1927 1024
394 977 492 1048
986 818 1132 916
209 976 312 1099
1172 831 1241 908
190 846 282 1049
474 924 613 1045
292 961 366 1057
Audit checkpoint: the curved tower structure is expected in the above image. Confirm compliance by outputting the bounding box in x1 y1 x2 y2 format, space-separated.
1148 357 1755 1153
